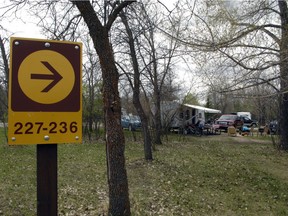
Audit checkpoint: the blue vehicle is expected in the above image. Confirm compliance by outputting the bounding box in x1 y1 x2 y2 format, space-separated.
121 115 141 131
269 120 278 134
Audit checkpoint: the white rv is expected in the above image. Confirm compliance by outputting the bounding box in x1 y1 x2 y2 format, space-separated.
161 102 221 131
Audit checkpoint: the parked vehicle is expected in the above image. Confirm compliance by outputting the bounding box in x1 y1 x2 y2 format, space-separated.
121 115 141 131
236 112 251 119
269 120 278 134
215 114 243 131
130 115 141 129
239 116 258 127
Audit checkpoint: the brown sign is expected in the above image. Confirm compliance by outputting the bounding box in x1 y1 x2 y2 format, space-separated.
10 38 81 112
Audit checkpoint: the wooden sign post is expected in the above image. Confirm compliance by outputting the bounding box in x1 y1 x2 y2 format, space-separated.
37 144 58 216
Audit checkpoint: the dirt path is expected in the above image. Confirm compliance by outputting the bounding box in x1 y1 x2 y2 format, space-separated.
202 132 272 144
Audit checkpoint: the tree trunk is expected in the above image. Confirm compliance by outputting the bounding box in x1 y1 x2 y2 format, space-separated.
0 36 9 91
154 89 162 145
0 36 9 141
73 2 131 215
278 0 288 150
120 12 153 161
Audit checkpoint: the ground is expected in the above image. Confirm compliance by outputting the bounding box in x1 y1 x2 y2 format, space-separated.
1 131 287 215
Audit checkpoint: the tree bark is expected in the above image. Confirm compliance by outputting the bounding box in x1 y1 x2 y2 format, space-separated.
278 0 288 150
73 1 131 215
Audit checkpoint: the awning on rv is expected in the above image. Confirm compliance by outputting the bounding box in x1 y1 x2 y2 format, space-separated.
183 104 221 114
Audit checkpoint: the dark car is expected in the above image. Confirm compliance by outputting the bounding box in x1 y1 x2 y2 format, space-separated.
269 120 278 134
121 115 141 131
239 116 258 127
215 114 243 131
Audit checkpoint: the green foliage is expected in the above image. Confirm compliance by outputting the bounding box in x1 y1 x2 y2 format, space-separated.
1 131 288 215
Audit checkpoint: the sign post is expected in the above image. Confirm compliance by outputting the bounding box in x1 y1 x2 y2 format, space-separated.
8 37 82 215
37 144 58 216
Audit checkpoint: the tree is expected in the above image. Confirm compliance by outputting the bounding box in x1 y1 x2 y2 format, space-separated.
72 1 135 214
278 0 288 150
119 8 153 160
0 36 9 138
82 35 103 141
133 1 180 144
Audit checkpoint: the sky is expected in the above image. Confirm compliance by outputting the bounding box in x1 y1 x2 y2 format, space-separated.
2 9 43 39
2 0 177 39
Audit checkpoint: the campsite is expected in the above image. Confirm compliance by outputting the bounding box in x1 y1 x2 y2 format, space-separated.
1 1 288 215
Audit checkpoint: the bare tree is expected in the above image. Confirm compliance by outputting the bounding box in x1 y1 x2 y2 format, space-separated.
82 35 103 142
119 8 153 160
132 1 181 144
277 0 288 150
72 1 135 215
0 36 9 138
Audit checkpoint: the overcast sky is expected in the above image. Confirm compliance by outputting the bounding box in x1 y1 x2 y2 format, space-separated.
2 1 177 39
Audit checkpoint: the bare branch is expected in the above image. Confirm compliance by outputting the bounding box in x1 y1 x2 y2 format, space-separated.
106 0 136 30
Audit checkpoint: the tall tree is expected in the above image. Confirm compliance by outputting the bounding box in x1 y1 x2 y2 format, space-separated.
0 36 9 138
82 35 103 141
72 1 134 215
119 9 153 160
278 0 288 150
134 1 180 144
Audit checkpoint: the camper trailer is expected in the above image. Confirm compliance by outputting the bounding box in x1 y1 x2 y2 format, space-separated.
161 102 221 132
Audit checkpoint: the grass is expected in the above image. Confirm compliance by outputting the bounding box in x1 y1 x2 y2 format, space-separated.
1 131 288 215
